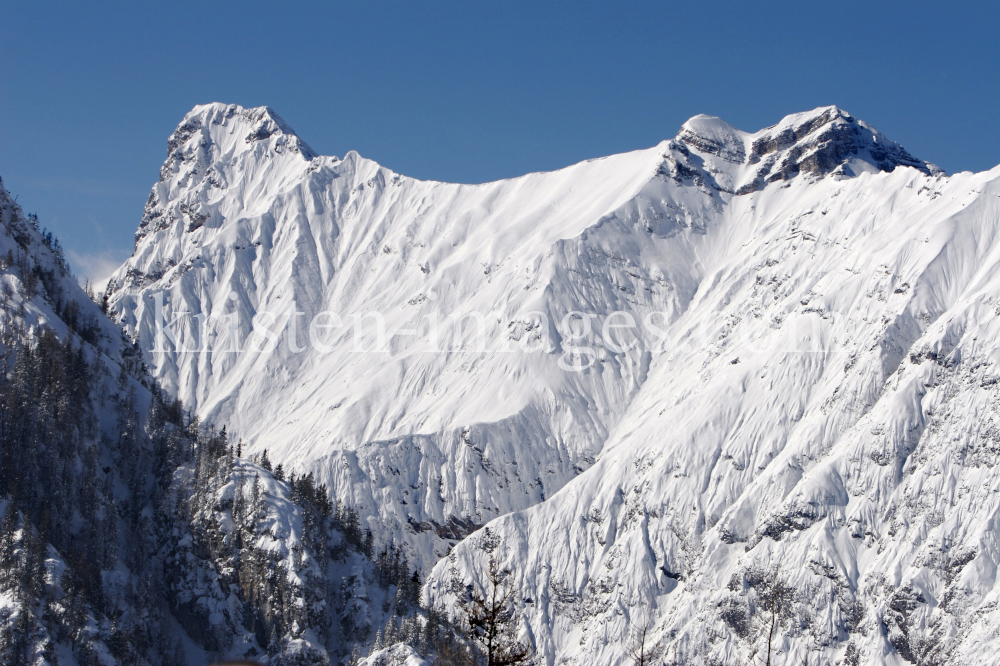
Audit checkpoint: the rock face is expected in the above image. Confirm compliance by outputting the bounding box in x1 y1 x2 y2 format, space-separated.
140 105 316 245
106 102 1000 665
735 106 943 194
677 114 747 164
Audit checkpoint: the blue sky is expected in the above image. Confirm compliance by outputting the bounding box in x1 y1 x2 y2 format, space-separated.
1 1 997 287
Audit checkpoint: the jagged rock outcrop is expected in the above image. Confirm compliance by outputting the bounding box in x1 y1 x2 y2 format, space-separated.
735 106 943 193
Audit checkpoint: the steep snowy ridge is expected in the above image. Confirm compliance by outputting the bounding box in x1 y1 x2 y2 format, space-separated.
107 102 999 664
0 178 160 666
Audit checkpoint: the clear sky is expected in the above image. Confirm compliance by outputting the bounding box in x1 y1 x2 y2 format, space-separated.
2 1 997 288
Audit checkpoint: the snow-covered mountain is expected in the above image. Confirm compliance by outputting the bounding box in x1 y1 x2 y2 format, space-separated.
107 102 1000 664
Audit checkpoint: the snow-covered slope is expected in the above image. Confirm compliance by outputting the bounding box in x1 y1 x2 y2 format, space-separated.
107 102 1000 664
427 149 1000 663
107 104 943 573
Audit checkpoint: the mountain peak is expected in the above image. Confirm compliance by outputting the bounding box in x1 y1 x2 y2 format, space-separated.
678 114 747 164
674 106 942 195
736 105 943 193
132 103 320 246
165 102 316 161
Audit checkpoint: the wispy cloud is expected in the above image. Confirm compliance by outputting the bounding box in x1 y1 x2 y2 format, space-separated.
67 248 130 294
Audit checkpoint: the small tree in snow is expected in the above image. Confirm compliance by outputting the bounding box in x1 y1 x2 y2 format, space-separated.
454 529 533 666
746 558 795 666
625 605 663 666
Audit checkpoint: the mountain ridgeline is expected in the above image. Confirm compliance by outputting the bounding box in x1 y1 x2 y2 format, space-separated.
104 103 945 577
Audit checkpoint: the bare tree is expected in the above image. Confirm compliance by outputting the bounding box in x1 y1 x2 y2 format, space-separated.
454 529 533 666
625 606 663 666
751 559 794 666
